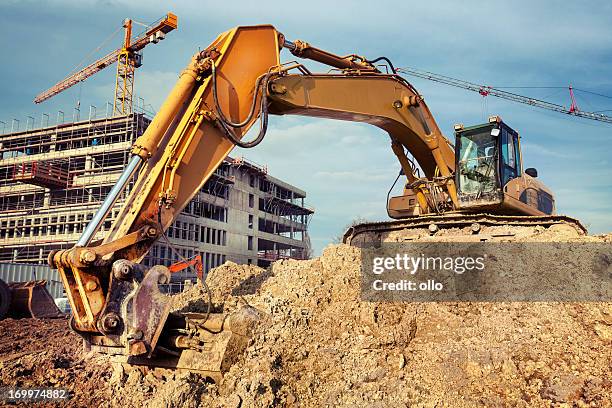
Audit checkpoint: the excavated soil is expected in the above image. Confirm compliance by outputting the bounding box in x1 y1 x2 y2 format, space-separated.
0 318 112 406
0 229 610 407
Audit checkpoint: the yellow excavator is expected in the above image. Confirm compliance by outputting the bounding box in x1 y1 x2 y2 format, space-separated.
48 25 584 379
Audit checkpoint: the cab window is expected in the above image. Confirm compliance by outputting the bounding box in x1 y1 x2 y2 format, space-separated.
501 128 520 186
457 129 498 195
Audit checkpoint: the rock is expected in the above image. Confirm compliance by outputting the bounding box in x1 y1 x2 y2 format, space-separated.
363 367 387 383
540 374 584 403
582 377 612 404
110 363 126 385
593 323 612 341
224 393 242 408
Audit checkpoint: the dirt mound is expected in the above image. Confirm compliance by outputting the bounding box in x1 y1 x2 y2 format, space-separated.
1 232 610 407
212 245 610 407
213 246 422 407
110 238 611 407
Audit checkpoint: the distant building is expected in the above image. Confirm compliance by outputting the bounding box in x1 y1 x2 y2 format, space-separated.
0 111 313 282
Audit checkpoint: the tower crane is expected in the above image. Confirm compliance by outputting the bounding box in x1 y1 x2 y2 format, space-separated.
396 66 612 124
34 12 177 115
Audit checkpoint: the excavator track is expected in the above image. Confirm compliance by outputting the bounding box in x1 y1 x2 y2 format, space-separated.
343 214 587 247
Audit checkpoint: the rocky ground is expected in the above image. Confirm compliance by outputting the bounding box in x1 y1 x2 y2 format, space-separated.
0 318 111 407
0 231 610 407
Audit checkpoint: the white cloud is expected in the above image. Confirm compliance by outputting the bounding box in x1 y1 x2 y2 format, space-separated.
520 142 579 159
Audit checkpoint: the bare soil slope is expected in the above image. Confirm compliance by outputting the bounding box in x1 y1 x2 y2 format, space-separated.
1 232 610 407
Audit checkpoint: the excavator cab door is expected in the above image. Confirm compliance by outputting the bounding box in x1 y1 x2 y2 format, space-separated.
455 119 553 216
499 124 521 187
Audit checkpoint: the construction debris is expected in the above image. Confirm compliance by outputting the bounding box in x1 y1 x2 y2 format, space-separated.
1 231 611 407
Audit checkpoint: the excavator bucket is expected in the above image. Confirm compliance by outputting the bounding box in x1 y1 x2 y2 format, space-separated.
114 307 262 383
7 280 65 319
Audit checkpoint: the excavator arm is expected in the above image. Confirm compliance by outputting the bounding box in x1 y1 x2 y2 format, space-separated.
266 73 458 214
49 24 460 376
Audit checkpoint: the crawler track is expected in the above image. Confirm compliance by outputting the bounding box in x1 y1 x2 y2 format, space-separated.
343 214 586 246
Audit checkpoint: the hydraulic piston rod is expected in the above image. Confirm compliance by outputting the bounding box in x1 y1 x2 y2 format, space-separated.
281 37 375 71
75 52 207 248
76 154 143 247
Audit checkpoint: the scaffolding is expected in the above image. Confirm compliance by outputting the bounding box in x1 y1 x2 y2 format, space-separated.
259 177 314 228
1 108 314 270
0 105 151 263
229 156 268 176
254 167 314 266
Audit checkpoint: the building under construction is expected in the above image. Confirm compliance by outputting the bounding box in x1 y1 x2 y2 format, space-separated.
0 110 313 280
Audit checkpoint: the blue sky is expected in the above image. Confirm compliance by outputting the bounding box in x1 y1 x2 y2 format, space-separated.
1 1 611 254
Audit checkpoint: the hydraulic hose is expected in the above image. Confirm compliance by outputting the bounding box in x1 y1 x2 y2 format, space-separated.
386 170 402 218
210 62 270 148
157 204 212 324
366 56 397 74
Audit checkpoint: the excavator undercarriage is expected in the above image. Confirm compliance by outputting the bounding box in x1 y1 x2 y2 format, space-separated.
344 213 586 247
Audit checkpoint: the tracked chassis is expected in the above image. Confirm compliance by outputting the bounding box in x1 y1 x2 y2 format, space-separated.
343 214 587 247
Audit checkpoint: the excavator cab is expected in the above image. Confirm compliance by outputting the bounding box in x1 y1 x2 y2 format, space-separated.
454 116 554 216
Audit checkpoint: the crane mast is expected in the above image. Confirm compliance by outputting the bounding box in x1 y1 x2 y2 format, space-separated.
114 18 136 116
34 12 177 115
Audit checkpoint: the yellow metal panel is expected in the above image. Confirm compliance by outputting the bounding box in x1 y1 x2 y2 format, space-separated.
106 25 281 263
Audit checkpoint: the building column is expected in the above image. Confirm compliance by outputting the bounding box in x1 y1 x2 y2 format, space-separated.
85 155 93 175
43 188 51 209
